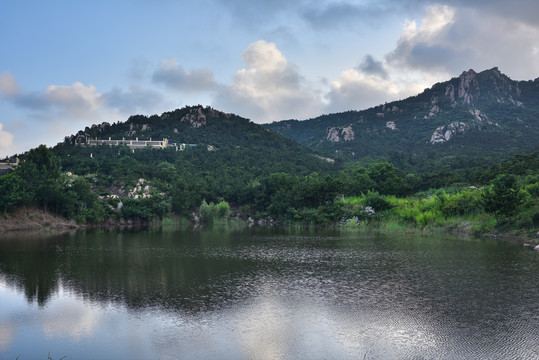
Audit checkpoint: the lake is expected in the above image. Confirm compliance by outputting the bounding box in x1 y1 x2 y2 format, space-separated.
1 229 538 359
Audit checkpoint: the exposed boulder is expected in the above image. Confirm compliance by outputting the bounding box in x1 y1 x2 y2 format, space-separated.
316 155 335 163
386 121 397 130
445 84 456 103
458 69 478 105
429 122 469 144
327 128 340 142
326 126 355 142
469 109 498 128
100 122 110 132
181 106 207 128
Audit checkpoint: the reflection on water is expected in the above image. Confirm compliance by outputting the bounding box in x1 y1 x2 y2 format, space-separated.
1 229 538 359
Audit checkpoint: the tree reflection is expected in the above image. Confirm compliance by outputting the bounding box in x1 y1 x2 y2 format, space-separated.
0 230 261 311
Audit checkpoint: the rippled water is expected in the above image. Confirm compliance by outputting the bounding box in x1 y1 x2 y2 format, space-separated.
1 229 538 359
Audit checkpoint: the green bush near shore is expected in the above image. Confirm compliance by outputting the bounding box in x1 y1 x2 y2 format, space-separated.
333 185 538 238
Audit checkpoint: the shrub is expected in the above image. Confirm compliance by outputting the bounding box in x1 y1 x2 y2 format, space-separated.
363 191 393 212
216 200 231 218
437 190 482 217
482 174 524 222
525 182 539 197
415 210 442 228
200 199 231 223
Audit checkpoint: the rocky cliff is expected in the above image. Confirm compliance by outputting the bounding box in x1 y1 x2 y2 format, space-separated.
264 67 539 164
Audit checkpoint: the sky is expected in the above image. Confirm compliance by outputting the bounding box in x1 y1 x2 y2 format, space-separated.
1 0 539 157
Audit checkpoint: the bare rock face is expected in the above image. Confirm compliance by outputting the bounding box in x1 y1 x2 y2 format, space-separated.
181 106 207 128
342 126 354 141
458 69 478 105
70 130 91 144
455 67 521 106
315 155 335 163
327 127 341 142
386 121 397 130
326 126 355 142
445 84 456 103
100 122 110 132
424 105 440 119
128 178 152 199
429 122 469 144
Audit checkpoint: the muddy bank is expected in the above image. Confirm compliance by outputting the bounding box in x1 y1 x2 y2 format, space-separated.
0 208 158 233
0 207 80 232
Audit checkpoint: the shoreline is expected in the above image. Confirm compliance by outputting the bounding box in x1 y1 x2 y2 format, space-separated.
1 208 538 249
0 207 80 232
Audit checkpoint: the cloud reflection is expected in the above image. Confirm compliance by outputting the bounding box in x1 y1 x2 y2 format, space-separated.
39 294 102 340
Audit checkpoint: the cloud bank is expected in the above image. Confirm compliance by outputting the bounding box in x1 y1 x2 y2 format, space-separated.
0 123 15 155
152 59 216 93
2 1 539 156
213 40 324 122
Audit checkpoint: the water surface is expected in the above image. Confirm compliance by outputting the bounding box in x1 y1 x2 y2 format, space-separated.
1 229 538 359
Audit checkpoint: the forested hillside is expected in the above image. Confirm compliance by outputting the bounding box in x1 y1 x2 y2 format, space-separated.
1 93 538 237
264 68 539 170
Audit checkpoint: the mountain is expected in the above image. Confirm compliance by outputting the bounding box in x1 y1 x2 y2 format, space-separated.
48 105 338 216
3 96 538 227
59 105 337 176
264 68 539 168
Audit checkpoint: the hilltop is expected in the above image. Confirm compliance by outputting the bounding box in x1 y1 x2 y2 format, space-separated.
0 75 538 237
56 105 338 178
264 68 539 169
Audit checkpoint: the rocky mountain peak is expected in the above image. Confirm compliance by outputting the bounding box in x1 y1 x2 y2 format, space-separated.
174 106 232 128
452 67 520 106
457 69 478 105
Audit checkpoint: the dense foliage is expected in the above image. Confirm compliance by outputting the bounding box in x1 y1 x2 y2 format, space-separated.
1 105 538 237
264 68 539 171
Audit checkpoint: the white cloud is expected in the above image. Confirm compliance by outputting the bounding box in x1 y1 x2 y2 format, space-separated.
45 82 103 116
3 78 104 119
152 59 216 93
103 86 165 114
386 4 458 72
40 299 101 340
0 123 15 149
386 4 539 79
322 2 539 115
0 72 21 97
325 70 400 112
213 40 324 122
325 57 443 114
0 74 145 155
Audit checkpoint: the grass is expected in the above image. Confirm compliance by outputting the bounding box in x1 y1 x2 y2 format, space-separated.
336 189 538 239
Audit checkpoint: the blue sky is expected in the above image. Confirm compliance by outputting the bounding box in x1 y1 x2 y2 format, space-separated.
1 0 539 157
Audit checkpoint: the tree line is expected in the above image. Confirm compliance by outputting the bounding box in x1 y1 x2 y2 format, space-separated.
1 144 537 233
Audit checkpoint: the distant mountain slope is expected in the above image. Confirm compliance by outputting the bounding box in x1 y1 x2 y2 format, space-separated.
264 68 539 167
57 105 337 178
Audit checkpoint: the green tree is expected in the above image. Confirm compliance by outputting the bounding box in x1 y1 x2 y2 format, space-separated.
482 174 524 222
0 172 23 213
17 145 62 211
156 162 178 183
348 167 374 196
199 199 231 223
367 162 403 195
264 173 299 216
